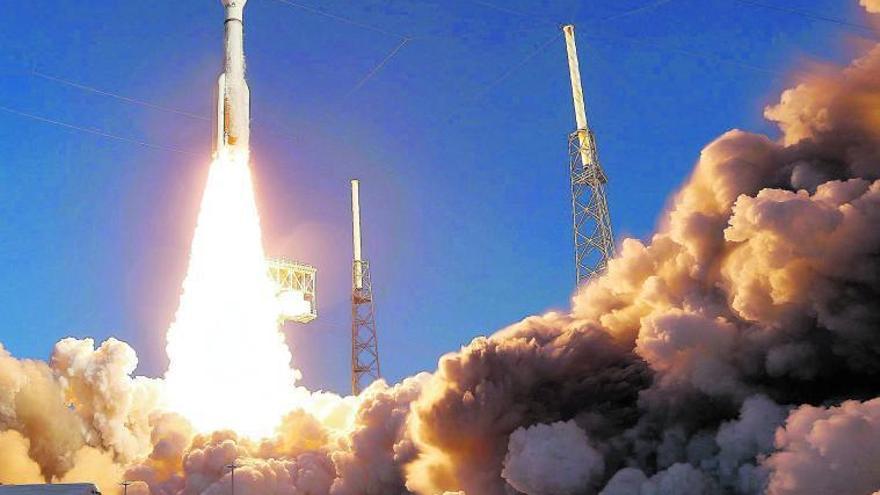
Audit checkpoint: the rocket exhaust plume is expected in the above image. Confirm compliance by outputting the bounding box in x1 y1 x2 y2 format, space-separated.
164 0 300 438
163 150 300 438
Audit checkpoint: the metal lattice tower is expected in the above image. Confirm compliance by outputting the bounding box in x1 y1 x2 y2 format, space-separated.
350 179 381 395
563 24 615 286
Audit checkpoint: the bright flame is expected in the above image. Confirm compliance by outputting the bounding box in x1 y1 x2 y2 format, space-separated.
277 289 312 321
164 149 300 438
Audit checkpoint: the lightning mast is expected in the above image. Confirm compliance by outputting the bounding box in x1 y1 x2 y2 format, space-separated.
351 179 381 395
562 24 615 286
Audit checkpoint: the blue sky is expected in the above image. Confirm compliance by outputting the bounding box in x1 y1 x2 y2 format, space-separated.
0 0 871 394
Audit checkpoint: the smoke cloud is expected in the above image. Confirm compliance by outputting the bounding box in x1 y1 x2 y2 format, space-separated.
404 315 649 495
403 23 880 495
501 420 605 495
3 3 880 494
0 339 161 493
862 0 880 14
0 430 43 484
764 398 880 495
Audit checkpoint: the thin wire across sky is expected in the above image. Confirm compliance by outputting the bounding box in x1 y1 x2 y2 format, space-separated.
2 0 873 153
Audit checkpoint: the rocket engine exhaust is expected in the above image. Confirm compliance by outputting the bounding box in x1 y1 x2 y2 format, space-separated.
162 0 305 438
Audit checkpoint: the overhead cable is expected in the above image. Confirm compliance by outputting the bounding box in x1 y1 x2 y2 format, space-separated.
0 103 200 156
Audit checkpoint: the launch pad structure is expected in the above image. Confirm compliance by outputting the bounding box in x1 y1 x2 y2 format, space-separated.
563 24 615 286
350 179 381 395
268 258 317 323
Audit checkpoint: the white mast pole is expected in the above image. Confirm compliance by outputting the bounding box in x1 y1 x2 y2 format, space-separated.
563 24 592 167
351 179 364 289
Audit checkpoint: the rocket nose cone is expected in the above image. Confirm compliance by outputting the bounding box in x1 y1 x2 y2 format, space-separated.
220 0 246 19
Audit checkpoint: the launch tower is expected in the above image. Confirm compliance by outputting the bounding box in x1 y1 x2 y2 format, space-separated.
350 180 381 395
562 24 615 286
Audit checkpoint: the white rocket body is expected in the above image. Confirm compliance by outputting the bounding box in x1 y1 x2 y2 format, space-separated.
215 0 250 154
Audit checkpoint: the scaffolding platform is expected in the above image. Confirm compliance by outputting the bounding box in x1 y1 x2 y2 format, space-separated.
267 258 317 323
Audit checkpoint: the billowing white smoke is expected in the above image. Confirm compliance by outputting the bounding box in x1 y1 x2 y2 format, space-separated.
862 0 880 13
51 338 162 463
603 463 720 495
402 3 880 493
502 420 604 495
599 395 788 495
329 373 429 495
0 339 159 493
764 398 880 495
715 395 787 490
0 430 43 484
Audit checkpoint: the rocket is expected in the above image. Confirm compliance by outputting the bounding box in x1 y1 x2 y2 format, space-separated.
214 0 250 154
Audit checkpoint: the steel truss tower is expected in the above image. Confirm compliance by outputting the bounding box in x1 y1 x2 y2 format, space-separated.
350 179 381 395
563 24 615 286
